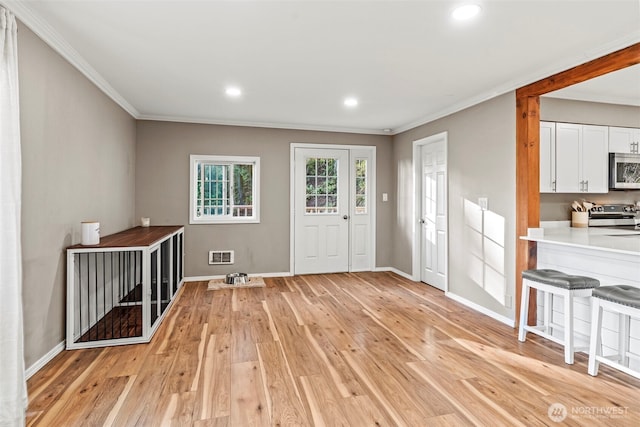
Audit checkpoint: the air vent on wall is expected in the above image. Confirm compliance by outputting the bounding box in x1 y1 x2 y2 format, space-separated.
209 250 234 265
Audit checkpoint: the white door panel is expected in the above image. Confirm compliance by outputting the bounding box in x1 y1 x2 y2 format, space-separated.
350 151 373 271
353 224 368 256
420 137 447 291
294 148 349 274
303 226 319 259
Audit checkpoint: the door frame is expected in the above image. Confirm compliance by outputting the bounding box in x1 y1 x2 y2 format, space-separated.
412 132 448 291
290 143 377 275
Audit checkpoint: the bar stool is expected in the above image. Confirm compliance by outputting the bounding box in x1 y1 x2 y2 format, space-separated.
588 285 640 380
518 269 599 364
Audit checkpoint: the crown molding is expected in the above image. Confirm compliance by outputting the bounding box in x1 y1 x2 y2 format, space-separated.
4 0 139 118
137 113 391 136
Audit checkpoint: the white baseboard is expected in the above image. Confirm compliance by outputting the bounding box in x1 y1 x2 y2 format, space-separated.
26 340 65 380
373 267 415 281
445 291 515 328
184 271 292 282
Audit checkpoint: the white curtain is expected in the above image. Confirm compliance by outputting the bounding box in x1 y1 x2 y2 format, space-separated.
0 6 27 427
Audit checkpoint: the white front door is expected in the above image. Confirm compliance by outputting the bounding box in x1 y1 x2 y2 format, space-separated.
294 148 350 274
419 137 447 290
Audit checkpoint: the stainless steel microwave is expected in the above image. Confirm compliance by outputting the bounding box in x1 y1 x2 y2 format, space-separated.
610 153 640 190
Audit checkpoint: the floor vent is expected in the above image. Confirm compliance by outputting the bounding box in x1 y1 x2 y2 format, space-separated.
209 250 234 265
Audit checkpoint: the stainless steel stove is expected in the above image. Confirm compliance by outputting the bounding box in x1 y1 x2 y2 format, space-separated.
588 203 639 228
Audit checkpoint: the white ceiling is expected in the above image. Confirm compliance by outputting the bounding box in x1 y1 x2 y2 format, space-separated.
7 0 640 135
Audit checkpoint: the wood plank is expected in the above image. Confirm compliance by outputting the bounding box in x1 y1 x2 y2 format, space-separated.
340 394 396 427
194 333 231 420
230 310 258 363
108 352 177 426
299 374 350 426
256 341 309 425
229 361 271 426
155 391 196 427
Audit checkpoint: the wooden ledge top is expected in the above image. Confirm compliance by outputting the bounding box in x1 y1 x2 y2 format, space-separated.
68 225 183 250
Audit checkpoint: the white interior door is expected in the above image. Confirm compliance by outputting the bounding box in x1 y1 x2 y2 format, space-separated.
294 148 350 274
420 139 447 290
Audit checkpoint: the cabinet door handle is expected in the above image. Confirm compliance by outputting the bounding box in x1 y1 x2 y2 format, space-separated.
579 180 584 192
552 180 556 192
585 180 588 192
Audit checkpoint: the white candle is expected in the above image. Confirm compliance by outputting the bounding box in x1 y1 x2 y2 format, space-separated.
81 221 100 245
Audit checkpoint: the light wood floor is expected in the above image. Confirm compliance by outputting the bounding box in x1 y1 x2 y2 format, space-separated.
26 272 640 426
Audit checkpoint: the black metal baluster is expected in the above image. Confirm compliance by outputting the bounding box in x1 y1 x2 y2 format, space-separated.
102 252 106 340
119 252 123 339
78 253 82 342
126 251 131 337
94 252 98 341
110 252 114 340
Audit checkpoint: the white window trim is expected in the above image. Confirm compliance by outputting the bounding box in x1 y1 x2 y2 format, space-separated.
189 154 260 224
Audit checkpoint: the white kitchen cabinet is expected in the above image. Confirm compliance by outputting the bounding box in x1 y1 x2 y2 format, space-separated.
581 125 609 193
540 121 556 193
609 126 640 154
554 123 608 193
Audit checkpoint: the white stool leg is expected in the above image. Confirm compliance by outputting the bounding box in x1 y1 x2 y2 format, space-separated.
543 290 551 334
588 299 603 376
563 289 574 364
620 313 630 367
518 280 530 342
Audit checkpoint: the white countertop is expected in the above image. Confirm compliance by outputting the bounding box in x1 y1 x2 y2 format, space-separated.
521 226 640 256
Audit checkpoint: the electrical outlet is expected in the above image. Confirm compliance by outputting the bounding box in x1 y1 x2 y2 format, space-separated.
382 193 388 202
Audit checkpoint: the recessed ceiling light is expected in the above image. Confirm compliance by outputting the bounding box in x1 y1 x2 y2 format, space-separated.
225 86 242 97
344 97 358 107
452 4 481 21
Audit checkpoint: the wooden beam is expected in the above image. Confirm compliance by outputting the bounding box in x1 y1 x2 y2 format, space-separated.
515 96 540 325
514 42 640 326
517 43 640 97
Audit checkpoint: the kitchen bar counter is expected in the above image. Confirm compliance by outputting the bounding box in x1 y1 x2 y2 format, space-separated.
520 225 639 368
520 226 640 256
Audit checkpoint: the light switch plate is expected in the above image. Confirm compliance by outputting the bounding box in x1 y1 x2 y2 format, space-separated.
382 193 388 202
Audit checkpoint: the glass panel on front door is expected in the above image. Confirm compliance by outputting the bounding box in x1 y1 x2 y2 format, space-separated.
355 159 367 214
305 157 338 214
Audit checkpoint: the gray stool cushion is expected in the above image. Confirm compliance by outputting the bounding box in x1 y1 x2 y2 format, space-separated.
522 269 600 290
592 285 640 309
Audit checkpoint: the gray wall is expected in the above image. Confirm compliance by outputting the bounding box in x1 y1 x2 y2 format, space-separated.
540 97 640 220
135 121 393 277
19 24 136 368
392 93 516 321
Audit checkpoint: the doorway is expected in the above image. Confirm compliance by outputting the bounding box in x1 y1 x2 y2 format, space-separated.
413 133 448 291
291 144 376 275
